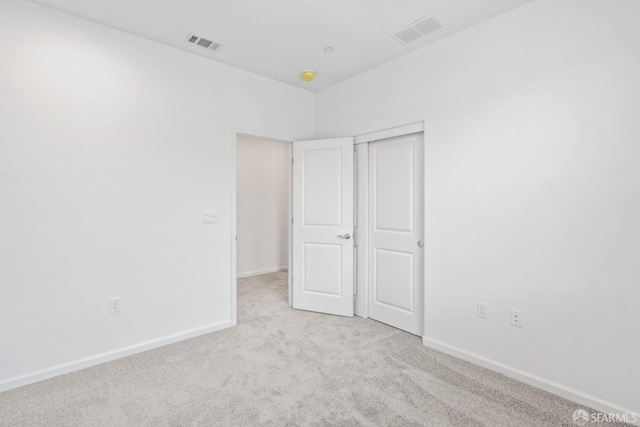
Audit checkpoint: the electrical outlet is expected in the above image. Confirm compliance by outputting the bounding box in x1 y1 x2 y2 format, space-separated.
510 309 523 328
477 302 488 319
110 297 121 313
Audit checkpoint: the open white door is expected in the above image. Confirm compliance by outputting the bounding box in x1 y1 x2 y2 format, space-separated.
292 137 354 317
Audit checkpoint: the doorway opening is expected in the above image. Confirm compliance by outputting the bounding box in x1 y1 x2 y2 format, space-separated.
235 134 293 313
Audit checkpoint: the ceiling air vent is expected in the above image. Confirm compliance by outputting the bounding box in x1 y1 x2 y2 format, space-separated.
185 33 223 52
391 15 444 45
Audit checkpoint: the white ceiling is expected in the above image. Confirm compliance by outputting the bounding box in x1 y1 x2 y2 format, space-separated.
28 0 534 92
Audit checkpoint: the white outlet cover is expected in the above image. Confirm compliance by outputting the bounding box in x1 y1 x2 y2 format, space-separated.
477 302 488 319
110 297 121 313
510 309 523 328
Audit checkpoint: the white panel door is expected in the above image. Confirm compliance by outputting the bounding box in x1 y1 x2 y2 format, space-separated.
292 138 354 317
368 133 424 335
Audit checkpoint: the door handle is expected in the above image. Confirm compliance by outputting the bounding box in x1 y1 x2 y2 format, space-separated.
337 233 351 240
418 241 424 248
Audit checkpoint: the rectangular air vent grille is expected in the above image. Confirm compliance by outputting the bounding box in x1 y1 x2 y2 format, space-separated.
185 33 223 52
391 15 444 45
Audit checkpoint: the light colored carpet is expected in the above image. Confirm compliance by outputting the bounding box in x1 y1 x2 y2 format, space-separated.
0 271 627 426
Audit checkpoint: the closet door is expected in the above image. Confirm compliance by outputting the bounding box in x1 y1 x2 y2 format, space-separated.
368 133 424 335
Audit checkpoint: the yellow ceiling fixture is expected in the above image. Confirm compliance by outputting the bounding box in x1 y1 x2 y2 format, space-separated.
301 70 316 82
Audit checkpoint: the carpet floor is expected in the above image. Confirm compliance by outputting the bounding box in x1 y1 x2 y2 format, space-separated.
0 271 627 426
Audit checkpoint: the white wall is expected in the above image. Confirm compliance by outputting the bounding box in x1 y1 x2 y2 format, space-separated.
236 136 290 277
316 0 640 415
0 0 314 388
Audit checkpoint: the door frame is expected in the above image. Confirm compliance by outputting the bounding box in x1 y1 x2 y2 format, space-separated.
230 127 295 326
353 120 426 324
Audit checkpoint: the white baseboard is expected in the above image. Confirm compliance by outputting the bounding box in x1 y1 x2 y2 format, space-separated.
422 337 639 425
0 320 235 394
237 266 288 279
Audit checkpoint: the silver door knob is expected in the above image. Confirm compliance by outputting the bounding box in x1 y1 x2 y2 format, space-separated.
337 233 351 240
418 241 424 248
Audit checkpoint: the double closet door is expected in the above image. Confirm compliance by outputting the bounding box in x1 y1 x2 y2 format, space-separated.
290 130 424 337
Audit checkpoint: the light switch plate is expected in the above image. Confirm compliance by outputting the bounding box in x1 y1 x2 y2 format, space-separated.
202 211 219 224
